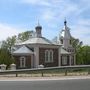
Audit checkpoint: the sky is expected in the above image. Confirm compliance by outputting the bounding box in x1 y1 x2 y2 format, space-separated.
0 0 90 45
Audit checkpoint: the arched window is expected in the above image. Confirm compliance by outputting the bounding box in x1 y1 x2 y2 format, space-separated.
45 50 53 63
45 50 49 62
49 50 53 62
20 56 26 68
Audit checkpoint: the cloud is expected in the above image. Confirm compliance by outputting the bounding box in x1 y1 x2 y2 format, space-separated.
0 0 89 45
77 19 90 26
31 0 90 45
71 24 90 45
41 9 56 22
20 0 51 6
40 1 80 29
20 0 89 21
0 23 24 41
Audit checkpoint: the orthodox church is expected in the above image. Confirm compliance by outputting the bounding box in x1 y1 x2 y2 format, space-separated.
58 20 75 66
12 20 76 69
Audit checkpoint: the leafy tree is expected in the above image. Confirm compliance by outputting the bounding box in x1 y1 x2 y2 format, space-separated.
0 30 33 67
76 45 90 65
81 46 90 65
1 35 16 52
71 37 84 65
17 31 33 42
71 38 83 51
0 48 15 68
1 31 33 51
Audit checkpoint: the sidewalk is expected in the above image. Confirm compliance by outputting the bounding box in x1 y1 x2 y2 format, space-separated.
0 75 90 81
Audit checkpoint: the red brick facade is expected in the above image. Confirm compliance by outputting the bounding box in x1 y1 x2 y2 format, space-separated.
14 56 31 69
39 48 58 67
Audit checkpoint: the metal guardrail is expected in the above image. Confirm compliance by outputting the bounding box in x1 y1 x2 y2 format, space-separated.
0 65 90 77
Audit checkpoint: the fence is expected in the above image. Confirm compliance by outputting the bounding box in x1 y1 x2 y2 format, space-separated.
0 65 90 77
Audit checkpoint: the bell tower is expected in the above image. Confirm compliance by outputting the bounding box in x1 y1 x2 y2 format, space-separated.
59 19 72 49
59 20 76 65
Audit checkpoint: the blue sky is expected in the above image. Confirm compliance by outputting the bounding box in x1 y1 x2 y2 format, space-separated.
0 0 90 45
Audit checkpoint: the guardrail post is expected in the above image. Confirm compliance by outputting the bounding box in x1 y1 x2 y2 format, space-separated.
65 69 67 76
16 73 18 77
41 71 44 77
88 69 90 75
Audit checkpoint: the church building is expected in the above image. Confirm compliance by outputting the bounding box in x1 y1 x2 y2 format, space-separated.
58 20 75 66
12 20 76 69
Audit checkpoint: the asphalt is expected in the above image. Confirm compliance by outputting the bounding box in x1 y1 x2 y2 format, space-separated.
0 78 90 90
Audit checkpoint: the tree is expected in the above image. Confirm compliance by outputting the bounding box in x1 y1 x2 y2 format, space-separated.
1 35 16 52
0 30 33 67
71 38 83 51
72 38 90 65
71 38 83 65
81 46 90 65
17 31 34 42
0 48 15 68
1 31 33 51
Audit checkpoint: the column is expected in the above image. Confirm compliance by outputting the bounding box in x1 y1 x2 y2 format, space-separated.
58 46 61 66
69 55 71 66
31 54 34 68
34 46 39 68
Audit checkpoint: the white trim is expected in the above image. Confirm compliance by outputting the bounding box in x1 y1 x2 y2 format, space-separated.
49 50 53 62
20 56 26 68
45 50 53 63
34 47 39 68
62 56 67 65
45 50 49 62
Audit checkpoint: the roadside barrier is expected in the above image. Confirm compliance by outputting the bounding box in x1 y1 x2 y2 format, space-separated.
0 65 90 77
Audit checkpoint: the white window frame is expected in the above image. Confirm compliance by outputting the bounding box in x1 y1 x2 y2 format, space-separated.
45 50 53 63
49 50 53 62
45 50 49 62
20 56 26 68
62 56 67 65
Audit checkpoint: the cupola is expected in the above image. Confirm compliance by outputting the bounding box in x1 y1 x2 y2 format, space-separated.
35 21 42 38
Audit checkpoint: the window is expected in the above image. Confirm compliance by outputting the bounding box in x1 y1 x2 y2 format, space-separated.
20 57 26 68
62 56 67 65
45 50 49 62
45 50 53 63
49 50 53 62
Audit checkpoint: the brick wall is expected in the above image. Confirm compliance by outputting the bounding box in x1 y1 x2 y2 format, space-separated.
13 56 31 69
39 48 58 67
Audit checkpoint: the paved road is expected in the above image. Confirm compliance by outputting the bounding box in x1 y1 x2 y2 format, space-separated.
0 79 90 90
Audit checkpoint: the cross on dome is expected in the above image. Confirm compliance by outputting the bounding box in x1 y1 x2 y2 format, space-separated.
64 19 67 26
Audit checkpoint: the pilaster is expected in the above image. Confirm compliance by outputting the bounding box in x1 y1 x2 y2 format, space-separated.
34 46 39 68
